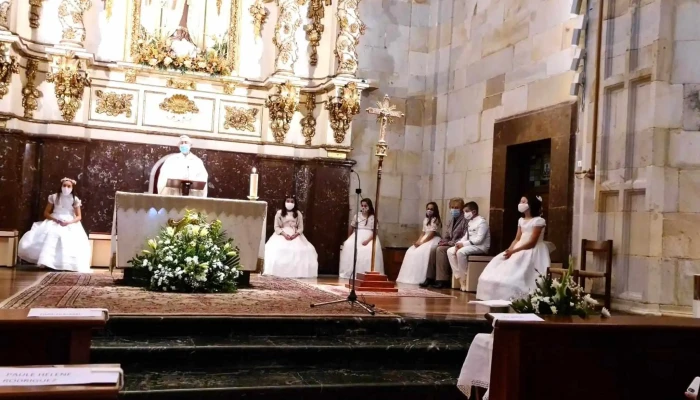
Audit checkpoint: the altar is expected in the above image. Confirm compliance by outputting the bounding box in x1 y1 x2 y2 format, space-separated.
111 192 267 273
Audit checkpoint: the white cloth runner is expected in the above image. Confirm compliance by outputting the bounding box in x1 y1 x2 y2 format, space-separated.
457 333 493 399
457 314 543 398
111 192 267 272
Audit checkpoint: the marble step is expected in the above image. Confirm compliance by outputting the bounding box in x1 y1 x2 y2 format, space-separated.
119 367 465 399
99 315 489 339
92 335 470 370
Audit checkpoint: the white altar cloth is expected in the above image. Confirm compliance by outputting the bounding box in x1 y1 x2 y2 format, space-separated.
111 192 267 272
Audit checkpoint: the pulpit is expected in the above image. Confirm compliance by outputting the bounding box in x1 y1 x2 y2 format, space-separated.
111 192 267 275
165 179 206 196
486 315 700 400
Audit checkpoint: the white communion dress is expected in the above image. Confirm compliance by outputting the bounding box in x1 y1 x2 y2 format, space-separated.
338 213 384 278
18 193 91 272
263 210 318 278
476 217 550 301
396 217 441 284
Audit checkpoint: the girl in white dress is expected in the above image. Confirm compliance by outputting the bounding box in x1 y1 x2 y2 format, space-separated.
338 198 385 278
263 196 318 278
396 202 442 284
17 178 91 272
476 194 550 301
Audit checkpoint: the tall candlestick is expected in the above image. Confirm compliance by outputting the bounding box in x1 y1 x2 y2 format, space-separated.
249 167 259 200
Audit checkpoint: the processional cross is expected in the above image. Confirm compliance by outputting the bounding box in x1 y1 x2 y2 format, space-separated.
365 95 404 273
366 94 405 158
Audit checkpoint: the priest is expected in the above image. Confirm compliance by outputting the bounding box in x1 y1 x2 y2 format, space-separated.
156 135 208 197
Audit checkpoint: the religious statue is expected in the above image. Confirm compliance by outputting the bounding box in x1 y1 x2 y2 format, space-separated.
141 0 206 47
58 0 92 47
156 135 209 197
168 0 198 58
134 0 231 75
273 0 302 73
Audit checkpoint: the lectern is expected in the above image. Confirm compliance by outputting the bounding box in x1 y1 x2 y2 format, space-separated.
165 179 206 196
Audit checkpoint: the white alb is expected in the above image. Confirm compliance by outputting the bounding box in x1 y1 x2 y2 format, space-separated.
157 152 209 197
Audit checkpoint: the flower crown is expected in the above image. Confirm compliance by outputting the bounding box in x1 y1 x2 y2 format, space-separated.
61 177 77 185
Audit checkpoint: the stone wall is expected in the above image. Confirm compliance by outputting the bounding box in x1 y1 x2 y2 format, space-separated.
573 0 699 316
350 0 434 246
433 0 580 212
354 0 700 315
577 0 700 314
670 0 700 314
356 0 580 244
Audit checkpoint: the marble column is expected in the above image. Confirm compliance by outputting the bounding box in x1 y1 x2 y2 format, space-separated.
0 0 11 31
334 0 365 76
0 132 40 233
58 0 92 48
29 0 44 29
273 0 301 74
17 140 40 233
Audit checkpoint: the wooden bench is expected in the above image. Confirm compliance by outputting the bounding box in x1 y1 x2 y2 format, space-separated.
0 364 121 399
0 309 107 366
88 233 113 268
457 240 560 293
0 230 18 268
451 255 493 291
383 247 408 282
486 314 700 400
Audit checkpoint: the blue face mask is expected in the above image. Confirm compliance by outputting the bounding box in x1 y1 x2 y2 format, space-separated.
179 144 190 154
450 209 460 218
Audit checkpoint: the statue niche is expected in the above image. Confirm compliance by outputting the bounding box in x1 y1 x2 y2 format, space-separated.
131 0 240 76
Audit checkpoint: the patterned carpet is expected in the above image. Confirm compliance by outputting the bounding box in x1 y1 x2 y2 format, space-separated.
0 273 396 317
313 284 456 299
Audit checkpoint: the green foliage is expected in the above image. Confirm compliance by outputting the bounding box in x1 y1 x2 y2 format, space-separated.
128 210 242 293
511 255 599 317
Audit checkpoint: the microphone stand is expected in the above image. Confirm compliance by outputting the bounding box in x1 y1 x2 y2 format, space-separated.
311 170 375 315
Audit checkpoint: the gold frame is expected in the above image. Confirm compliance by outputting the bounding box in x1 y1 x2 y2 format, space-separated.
129 0 241 74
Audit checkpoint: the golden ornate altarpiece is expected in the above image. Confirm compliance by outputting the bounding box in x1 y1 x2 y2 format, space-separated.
0 0 375 157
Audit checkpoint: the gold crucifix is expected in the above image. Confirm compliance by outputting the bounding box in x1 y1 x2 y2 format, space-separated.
366 94 404 157
363 94 404 279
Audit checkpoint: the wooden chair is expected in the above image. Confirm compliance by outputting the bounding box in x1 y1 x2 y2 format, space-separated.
548 239 613 309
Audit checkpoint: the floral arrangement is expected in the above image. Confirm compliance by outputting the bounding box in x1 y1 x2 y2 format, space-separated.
511 256 610 318
133 30 231 76
128 210 242 293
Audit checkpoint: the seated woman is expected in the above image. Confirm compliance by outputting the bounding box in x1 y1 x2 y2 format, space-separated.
476 194 550 301
263 196 318 278
396 202 442 284
18 178 91 272
339 198 384 278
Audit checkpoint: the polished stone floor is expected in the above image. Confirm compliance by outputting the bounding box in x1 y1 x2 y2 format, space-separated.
0 267 488 320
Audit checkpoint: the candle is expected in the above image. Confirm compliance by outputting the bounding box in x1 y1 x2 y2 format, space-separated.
250 167 259 198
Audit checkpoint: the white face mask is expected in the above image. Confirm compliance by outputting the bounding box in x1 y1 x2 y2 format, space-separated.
464 211 473 220
285 202 295 211
62 187 72 195
518 203 529 213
